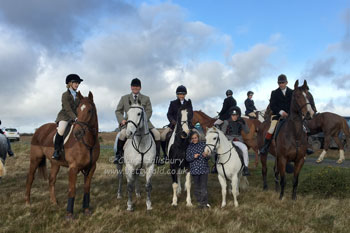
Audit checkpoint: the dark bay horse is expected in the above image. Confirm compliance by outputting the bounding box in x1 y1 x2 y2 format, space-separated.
168 102 192 206
192 110 261 167
25 92 100 219
307 112 350 163
258 80 315 200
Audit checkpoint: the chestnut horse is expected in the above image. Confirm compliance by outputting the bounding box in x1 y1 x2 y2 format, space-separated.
25 92 100 219
192 110 261 167
257 80 315 200
307 112 350 164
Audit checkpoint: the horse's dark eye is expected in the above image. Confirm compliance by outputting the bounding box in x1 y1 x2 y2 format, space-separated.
213 137 217 140
138 113 141 116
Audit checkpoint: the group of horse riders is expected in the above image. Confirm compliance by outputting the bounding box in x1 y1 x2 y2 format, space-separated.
49 73 316 169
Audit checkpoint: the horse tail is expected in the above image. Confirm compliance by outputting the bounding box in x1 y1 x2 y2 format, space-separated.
342 118 350 147
0 159 6 177
37 157 48 180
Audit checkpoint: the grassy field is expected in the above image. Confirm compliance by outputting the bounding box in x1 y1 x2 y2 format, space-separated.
1 133 350 233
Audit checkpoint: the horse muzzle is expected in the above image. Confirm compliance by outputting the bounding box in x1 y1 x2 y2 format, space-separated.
180 131 188 139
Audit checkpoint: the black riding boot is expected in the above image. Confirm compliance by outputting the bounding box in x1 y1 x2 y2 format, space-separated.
113 139 126 165
160 141 168 162
6 138 14 157
237 150 250 176
260 138 272 155
52 133 63 160
155 140 164 166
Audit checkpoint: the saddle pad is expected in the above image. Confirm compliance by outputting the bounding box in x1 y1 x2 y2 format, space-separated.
53 124 74 145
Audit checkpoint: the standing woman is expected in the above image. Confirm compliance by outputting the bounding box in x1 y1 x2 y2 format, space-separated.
52 74 83 160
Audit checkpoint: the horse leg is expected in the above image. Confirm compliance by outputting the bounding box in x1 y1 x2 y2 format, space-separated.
292 158 304 200
317 135 330 163
273 161 280 192
82 163 96 216
177 172 182 196
125 166 135 211
25 147 43 205
145 164 154 211
261 153 268 190
171 167 178 206
49 163 60 205
254 147 259 168
185 171 192 207
66 166 78 219
277 157 286 200
218 174 227 208
116 164 123 199
135 174 141 198
333 136 345 164
231 174 239 207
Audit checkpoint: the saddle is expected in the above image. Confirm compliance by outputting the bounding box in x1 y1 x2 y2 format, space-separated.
53 122 74 145
231 141 244 167
273 119 286 141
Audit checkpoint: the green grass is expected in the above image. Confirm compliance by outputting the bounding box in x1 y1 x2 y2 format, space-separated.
1 140 350 233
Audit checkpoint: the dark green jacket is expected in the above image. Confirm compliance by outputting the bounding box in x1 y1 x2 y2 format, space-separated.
55 90 80 122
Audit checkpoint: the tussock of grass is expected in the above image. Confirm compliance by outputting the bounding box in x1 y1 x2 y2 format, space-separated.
1 136 350 233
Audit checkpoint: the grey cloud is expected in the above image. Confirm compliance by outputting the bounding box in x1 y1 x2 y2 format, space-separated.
332 74 350 89
302 57 336 81
0 0 133 50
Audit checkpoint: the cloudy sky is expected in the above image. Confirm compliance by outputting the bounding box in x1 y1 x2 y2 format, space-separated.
0 0 349 133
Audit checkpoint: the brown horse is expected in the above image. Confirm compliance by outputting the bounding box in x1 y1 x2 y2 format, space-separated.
307 112 350 163
192 110 261 167
257 80 315 200
25 92 100 219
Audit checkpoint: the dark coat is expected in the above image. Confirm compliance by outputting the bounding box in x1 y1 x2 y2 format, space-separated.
186 142 209 175
167 99 193 129
226 118 249 142
219 96 237 121
56 90 80 122
269 87 293 117
244 98 256 115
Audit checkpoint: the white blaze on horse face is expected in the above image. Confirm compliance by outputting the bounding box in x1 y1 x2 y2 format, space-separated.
80 104 86 112
126 107 141 137
303 92 315 118
181 109 190 134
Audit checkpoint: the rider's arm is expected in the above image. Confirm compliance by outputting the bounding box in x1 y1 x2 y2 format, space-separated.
144 96 152 120
166 101 176 125
115 96 125 125
62 92 77 121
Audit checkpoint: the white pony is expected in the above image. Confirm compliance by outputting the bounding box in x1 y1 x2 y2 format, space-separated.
124 103 156 211
204 127 247 207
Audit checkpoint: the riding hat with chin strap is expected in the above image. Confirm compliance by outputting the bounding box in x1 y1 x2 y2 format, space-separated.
66 74 83 84
176 85 187 94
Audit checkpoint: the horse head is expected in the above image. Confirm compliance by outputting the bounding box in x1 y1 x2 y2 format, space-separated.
126 100 148 138
204 126 220 155
176 102 191 139
292 80 315 120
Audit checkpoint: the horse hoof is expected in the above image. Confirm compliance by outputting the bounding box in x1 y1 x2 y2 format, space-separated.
117 194 122 199
279 195 284 200
171 203 177 207
263 186 268 191
65 213 74 221
136 193 141 199
336 159 344 164
127 207 134 212
221 204 226 208
147 207 153 211
84 209 92 216
186 203 193 207
316 159 323 163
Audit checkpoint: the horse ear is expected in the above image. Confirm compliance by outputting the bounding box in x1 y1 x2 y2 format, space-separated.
77 91 84 100
302 80 308 90
88 91 93 101
294 80 299 89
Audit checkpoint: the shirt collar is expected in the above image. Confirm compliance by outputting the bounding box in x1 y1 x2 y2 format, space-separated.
69 88 77 100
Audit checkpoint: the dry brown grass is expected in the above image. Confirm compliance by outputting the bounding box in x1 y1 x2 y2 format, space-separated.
1 134 350 233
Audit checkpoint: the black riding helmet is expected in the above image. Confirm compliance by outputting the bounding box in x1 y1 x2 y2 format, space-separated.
229 106 241 117
176 85 187 94
226 89 233 96
131 78 141 87
66 74 83 84
247 91 254 96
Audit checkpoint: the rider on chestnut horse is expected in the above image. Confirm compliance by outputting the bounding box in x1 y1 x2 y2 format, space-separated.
52 74 83 160
214 89 237 134
244 91 257 118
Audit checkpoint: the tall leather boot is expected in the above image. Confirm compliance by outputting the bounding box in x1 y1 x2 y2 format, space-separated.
155 140 164 166
113 139 126 165
52 133 63 160
236 149 250 176
259 138 271 155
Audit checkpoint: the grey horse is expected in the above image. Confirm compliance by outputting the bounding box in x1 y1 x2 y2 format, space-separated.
0 134 8 179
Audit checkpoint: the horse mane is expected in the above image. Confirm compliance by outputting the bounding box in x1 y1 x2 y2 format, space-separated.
194 110 214 120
